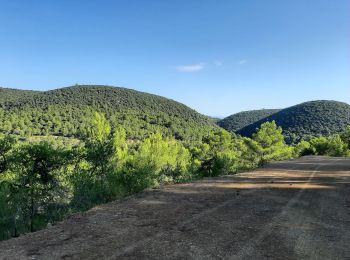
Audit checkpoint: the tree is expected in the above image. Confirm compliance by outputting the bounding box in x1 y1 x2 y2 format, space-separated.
293 140 311 157
197 129 239 176
72 113 129 209
233 136 262 168
309 136 329 155
11 141 70 232
0 136 17 239
326 135 348 156
252 121 293 163
0 136 16 174
121 132 191 192
82 112 114 178
340 125 350 148
111 128 129 169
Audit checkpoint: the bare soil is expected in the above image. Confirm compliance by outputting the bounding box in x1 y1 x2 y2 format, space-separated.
1 156 350 260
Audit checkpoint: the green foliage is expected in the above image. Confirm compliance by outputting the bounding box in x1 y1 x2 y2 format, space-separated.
326 135 348 157
120 132 191 192
340 125 350 148
2 110 348 241
218 109 280 133
224 100 350 144
0 85 217 142
86 112 111 142
0 85 349 243
309 134 348 157
0 88 38 103
234 137 263 168
71 113 127 210
83 112 114 176
0 137 17 240
0 135 16 174
252 121 293 163
0 181 17 240
0 140 72 239
196 129 240 176
11 142 71 232
293 140 311 157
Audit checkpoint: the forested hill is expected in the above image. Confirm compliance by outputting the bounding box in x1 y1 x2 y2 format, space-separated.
1 86 200 116
0 85 217 141
236 100 350 143
0 88 38 103
218 109 280 133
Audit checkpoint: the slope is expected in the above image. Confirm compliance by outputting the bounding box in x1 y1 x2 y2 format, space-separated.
237 100 350 143
218 109 280 133
0 85 217 141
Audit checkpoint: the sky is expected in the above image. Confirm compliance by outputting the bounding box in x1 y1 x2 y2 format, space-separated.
0 0 349 117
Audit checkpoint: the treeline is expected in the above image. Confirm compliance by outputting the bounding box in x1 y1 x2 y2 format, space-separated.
0 106 214 141
1 117 349 240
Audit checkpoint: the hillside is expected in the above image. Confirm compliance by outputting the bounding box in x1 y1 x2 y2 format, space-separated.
0 88 38 103
218 109 280 133
0 85 217 141
237 100 350 143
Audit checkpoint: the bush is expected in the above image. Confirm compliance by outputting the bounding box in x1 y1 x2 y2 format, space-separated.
309 135 348 157
120 133 191 193
293 140 311 157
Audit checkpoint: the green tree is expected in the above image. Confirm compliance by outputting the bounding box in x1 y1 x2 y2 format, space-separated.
293 140 311 157
309 136 329 155
0 136 17 239
0 136 16 174
72 113 128 210
233 136 262 169
252 121 293 163
81 112 116 178
11 141 70 232
340 125 350 148
121 132 191 192
309 135 348 156
326 134 348 156
196 129 239 176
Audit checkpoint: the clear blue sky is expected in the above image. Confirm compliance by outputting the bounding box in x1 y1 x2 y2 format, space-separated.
0 0 349 117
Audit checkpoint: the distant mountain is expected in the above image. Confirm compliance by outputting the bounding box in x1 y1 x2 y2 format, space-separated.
218 109 280 133
207 116 223 124
0 85 217 141
236 100 350 143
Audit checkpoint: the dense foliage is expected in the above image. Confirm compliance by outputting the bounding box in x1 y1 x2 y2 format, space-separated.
0 88 38 103
0 85 217 141
0 116 303 240
235 100 350 144
304 131 350 157
218 109 280 132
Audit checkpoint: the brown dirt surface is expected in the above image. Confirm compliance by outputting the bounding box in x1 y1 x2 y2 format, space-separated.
1 156 350 260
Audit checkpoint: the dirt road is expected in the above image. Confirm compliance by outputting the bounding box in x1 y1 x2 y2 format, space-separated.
1 156 350 259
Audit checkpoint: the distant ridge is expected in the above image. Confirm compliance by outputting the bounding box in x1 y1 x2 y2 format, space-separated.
235 100 350 143
218 109 280 133
0 85 217 141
